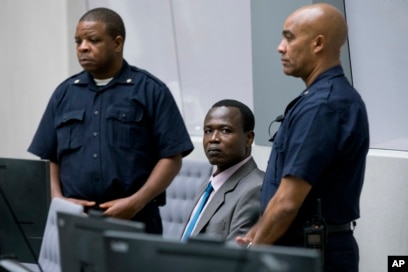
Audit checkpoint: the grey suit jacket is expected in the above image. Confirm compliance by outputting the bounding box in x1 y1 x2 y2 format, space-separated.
181 157 264 240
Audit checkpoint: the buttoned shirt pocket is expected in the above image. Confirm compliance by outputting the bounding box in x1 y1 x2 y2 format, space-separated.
55 110 85 154
106 105 145 149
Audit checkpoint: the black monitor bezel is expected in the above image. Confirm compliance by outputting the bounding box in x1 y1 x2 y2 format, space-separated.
0 157 50 263
57 211 145 272
102 231 321 272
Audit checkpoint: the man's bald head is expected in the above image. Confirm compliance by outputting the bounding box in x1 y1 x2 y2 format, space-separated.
278 3 348 85
288 3 348 56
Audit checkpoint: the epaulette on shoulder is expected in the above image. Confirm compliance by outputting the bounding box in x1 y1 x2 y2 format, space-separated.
66 70 85 80
129 65 166 87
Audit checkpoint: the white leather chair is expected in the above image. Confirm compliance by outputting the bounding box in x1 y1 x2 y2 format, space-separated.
159 160 213 240
22 197 83 272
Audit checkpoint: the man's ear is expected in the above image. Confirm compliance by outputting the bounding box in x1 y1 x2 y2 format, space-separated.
246 131 255 147
114 35 124 53
313 35 325 53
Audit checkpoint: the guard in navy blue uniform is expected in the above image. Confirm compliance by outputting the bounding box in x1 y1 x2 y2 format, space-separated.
236 4 369 272
28 8 193 234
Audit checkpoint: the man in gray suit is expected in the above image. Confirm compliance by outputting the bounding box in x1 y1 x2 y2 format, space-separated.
181 99 264 241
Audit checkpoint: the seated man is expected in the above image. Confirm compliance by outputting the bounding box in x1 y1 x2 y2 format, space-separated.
181 99 264 241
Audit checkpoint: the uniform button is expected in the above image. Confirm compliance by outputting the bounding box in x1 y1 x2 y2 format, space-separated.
74 79 80 84
94 110 99 115
126 78 132 83
93 132 98 137
93 154 98 159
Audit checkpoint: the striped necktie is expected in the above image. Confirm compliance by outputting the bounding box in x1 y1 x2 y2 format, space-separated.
182 182 213 240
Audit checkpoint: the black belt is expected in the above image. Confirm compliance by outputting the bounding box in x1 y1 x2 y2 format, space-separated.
327 221 356 234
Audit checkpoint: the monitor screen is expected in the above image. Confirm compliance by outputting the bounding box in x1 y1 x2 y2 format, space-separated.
57 212 145 272
102 231 321 272
0 157 50 263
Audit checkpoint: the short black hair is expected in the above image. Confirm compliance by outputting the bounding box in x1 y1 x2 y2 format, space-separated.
79 7 126 41
211 99 255 132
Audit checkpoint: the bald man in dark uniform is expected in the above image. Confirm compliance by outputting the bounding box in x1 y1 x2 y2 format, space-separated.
237 4 369 271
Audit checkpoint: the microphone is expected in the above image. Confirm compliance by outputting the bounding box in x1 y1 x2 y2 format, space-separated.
0 184 44 272
268 114 284 142
276 115 284 123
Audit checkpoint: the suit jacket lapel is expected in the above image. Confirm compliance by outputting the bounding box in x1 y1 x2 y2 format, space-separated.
192 158 257 235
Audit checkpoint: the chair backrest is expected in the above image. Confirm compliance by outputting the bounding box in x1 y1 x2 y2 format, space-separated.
160 160 213 240
37 198 83 272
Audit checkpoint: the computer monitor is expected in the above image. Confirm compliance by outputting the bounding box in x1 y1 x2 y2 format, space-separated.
102 231 321 272
0 157 51 263
57 212 145 272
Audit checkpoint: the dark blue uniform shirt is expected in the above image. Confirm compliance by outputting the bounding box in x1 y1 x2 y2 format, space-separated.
29 60 194 204
261 65 369 245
